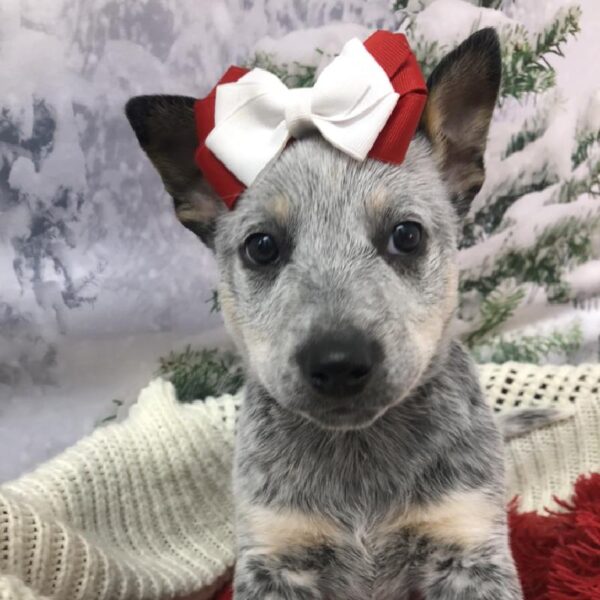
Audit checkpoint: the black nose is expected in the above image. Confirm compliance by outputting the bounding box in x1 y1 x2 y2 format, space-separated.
297 328 378 397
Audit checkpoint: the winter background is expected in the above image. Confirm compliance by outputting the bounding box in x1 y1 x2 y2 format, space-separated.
1 0 599 482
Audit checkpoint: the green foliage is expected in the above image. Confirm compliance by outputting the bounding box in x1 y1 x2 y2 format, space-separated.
246 51 319 88
461 216 600 303
465 286 525 347
156 1 590 375
499 6 580 100
503 128 543 159
97 399 124 426
471 323 583 364
459 3 593 359
554 155 600 202
208 289 221 313
157 346 244 402
476 0 503 7
500 31 555 100
460 181 550 248
411 38 444 80
248 5 580 102
535 5 580 59
408 5 580 97
572 131 600 167
502 111 549 159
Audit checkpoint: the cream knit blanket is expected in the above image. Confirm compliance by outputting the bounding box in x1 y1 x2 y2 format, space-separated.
1 363 600 600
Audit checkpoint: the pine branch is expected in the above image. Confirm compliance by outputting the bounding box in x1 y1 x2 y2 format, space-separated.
471 322 582 364
502 109 549 159
411 37 444 80
476 0 504 8
412 7 579 99
503 128 544 159
464 285 525 347
572 131 600 168
97 399 124 426
461 181 550 248
553 152 600 203
500 6 580 100
208 289 220 313
157 346 244 402
534 6 580 58
500 26 554 100
246 52 319 88
461 215 600 303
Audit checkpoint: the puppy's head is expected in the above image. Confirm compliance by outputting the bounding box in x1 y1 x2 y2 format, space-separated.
126 29 500 429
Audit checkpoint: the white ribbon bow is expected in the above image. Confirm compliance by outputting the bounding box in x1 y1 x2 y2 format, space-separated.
205 38 400 186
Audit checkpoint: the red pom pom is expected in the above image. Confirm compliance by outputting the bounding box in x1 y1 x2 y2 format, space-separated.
214 584 233 600
548 473 600 599
212 475 600 600
510 473 600 600
509 498 563 599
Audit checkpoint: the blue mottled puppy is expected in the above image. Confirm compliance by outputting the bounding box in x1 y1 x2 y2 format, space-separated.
126 28 523 600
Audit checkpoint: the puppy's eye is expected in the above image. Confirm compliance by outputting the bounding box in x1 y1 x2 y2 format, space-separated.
244 233 279 265
387 221 423 255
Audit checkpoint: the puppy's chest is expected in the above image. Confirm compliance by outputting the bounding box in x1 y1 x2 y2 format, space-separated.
330 519 423 600
241 488 499 599
243 506 419 599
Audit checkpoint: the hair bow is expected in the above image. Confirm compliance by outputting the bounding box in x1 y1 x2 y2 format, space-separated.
194 30 427 209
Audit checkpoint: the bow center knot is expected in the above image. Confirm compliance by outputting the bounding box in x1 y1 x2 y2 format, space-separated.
284 87 314 139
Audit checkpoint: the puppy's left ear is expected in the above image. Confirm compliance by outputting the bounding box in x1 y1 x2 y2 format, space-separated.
125 95 224 249
422 28 501 217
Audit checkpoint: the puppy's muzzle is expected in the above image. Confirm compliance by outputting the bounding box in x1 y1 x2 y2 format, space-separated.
296 327 381 398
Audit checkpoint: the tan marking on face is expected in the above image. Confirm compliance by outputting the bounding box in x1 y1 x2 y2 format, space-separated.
219 283 272 375
218 282 244 344
365 185 389 217
407 311 444 366
247 330 272 377
407 264 458 365
378 489 501 548
268 195 290 224
240 505 343 553
442 263 459 318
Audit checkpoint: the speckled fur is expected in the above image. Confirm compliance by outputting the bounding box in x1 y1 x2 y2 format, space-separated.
222 138 520 599
126 28 522 600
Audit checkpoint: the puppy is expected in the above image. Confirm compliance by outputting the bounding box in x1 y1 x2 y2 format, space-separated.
126 28 524 600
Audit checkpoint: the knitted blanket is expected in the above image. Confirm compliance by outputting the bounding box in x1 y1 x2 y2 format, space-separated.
1 363 600 600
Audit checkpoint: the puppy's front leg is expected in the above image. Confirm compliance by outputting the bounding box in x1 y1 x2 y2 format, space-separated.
419 537 522 600
233 504 338 600
234 549 324 600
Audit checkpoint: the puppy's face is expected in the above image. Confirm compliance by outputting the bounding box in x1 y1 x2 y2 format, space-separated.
215 136 458 429
126 29 500 429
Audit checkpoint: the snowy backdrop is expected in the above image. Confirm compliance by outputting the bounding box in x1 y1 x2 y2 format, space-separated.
1 0 599 482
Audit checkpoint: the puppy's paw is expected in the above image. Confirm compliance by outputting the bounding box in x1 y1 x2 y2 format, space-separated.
234 554 323 600
234 571 322 600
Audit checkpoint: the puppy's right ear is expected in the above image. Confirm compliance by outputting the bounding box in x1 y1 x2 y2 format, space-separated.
125 95 223 248
421 28 501 218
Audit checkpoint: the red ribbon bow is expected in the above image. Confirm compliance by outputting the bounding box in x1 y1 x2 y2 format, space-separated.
194 30 427 209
